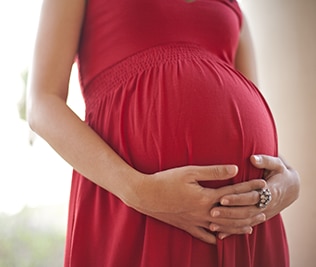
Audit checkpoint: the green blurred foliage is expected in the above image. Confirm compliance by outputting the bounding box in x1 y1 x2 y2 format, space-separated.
17 69 28 122
0 206 66 267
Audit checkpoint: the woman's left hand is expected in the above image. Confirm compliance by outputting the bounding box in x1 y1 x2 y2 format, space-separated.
209 154 300 239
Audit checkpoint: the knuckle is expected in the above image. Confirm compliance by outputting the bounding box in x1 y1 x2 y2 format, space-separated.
252 191 260 203
231 184 241 194
211 166 222 178
199 194 211 207
243 210 254 218
274 157 286 172
231 220 242 227
224 209 234 217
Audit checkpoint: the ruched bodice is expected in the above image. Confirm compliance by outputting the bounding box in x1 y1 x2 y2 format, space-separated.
77 0 241 88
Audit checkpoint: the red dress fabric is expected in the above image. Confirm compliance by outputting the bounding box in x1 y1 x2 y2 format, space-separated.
65 0 289 266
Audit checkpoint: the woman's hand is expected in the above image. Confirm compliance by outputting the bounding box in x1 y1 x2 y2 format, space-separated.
209 155 300 239
128 164 266 244
251 155 300 219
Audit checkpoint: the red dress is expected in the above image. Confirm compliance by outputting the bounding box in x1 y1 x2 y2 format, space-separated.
65 0 289 266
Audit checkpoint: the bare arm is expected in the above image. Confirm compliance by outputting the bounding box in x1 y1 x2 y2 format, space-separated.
27 0 140 205
234 15 258 86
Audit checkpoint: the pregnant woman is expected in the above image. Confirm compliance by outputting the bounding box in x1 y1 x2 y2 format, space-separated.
28 0 300 266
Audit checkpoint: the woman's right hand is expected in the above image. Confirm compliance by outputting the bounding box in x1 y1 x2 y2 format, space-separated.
127 164 265 244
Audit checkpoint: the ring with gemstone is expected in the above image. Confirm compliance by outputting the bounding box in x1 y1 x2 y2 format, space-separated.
257 188 272 208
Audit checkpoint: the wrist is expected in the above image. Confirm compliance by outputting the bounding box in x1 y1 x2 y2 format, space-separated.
265 169 300 219
117 169 150 211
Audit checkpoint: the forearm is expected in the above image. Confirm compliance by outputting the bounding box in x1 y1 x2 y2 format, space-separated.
28 93 142 206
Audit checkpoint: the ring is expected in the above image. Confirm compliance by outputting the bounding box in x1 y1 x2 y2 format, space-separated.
257 188 272 208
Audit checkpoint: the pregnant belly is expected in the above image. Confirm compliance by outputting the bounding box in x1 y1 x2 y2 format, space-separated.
85 44 278 186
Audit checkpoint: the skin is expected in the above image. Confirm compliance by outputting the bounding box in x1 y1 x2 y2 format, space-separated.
27 0 300 245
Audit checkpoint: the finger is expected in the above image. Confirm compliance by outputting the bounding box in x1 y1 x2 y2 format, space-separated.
189 165 238 181
250 155 285 172
217 232 231 240
219 190 261 206
210 206 265 220
210 222 253 235
190 226 217 244
209 213 266 234
216 179 266 199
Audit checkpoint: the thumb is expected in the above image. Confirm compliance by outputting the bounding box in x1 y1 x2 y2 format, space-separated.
194 165 238 182
250 155 264 168
250 154 283 171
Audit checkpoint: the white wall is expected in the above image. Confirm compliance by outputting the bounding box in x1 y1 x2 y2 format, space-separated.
241 1 316 266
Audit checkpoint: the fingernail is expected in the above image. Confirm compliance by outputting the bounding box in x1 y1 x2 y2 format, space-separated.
254 155 262 164
260 213 266 221
218 233 229 239
247 227 253 234
210 224 219 231
226 165 237 175
211 210 220 217
220 199 229 205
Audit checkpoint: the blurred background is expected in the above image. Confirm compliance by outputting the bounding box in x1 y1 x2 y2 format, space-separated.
0 0 315 266
0 1 83 266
